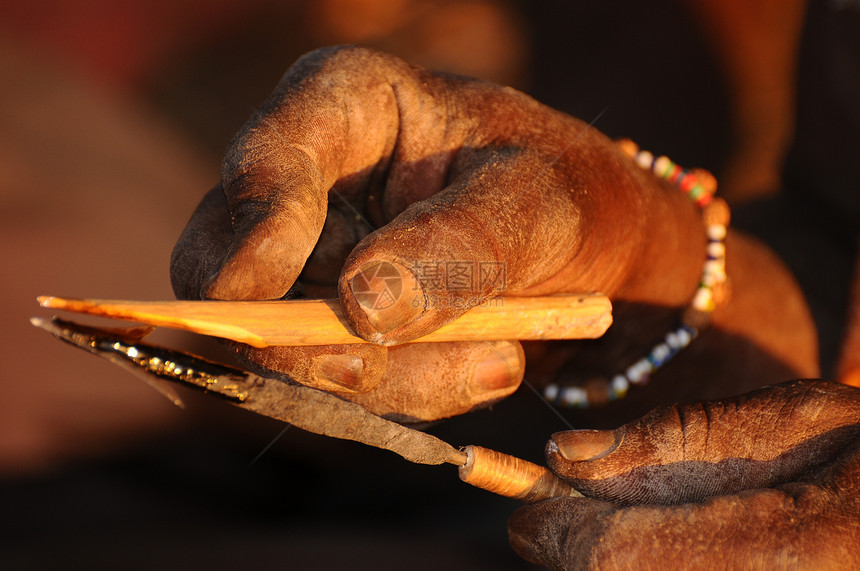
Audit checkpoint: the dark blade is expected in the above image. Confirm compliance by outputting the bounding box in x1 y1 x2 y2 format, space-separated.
31 317 466 466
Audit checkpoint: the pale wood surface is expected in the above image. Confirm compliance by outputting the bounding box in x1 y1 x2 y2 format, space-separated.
38 294 612 347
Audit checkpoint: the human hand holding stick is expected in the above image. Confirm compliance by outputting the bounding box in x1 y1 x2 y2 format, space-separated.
169 45 816 424
33 44 841 567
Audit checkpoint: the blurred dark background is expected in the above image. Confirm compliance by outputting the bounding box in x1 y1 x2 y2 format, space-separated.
2 0 858 568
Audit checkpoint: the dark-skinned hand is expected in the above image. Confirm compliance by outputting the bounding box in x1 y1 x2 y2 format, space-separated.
509 379 860 569
170 46 818 422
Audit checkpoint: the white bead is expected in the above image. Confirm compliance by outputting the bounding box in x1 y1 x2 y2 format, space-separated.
692 287 714 311
707 224 727 240
666 332 678 349
626 365 644 384
544 383 559 401
636 150 654 170
561 386 588 407
676 327 693 347
627 359 653 385
666 331 685 349
702 265 726 286
654 155 671 176
707 242 726 258
651 343 671 363
704 260 725 275
611 375 629 397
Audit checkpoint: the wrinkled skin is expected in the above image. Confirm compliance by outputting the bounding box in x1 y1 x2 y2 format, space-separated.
169 46 841 566
509 379 860 569
171 46 817 424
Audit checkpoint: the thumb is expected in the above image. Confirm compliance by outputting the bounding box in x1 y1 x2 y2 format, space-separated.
546 379 860 506
338 148 585 345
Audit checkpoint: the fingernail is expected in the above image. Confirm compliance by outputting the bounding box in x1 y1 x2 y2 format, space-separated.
551 430 618 462
472 341 524 393
312 353 366 392
349 261 425 334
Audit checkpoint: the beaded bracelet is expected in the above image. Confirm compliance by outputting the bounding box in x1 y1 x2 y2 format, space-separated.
543 140 732 409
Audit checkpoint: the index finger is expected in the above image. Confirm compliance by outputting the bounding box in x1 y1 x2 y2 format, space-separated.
200 46 415 300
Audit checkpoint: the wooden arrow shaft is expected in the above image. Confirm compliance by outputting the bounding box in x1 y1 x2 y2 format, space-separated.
38 294 612 347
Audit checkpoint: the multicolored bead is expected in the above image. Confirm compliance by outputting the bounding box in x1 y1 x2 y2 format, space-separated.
544 141 730 409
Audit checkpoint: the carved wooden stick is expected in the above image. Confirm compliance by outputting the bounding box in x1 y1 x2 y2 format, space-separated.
38 294 612 347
